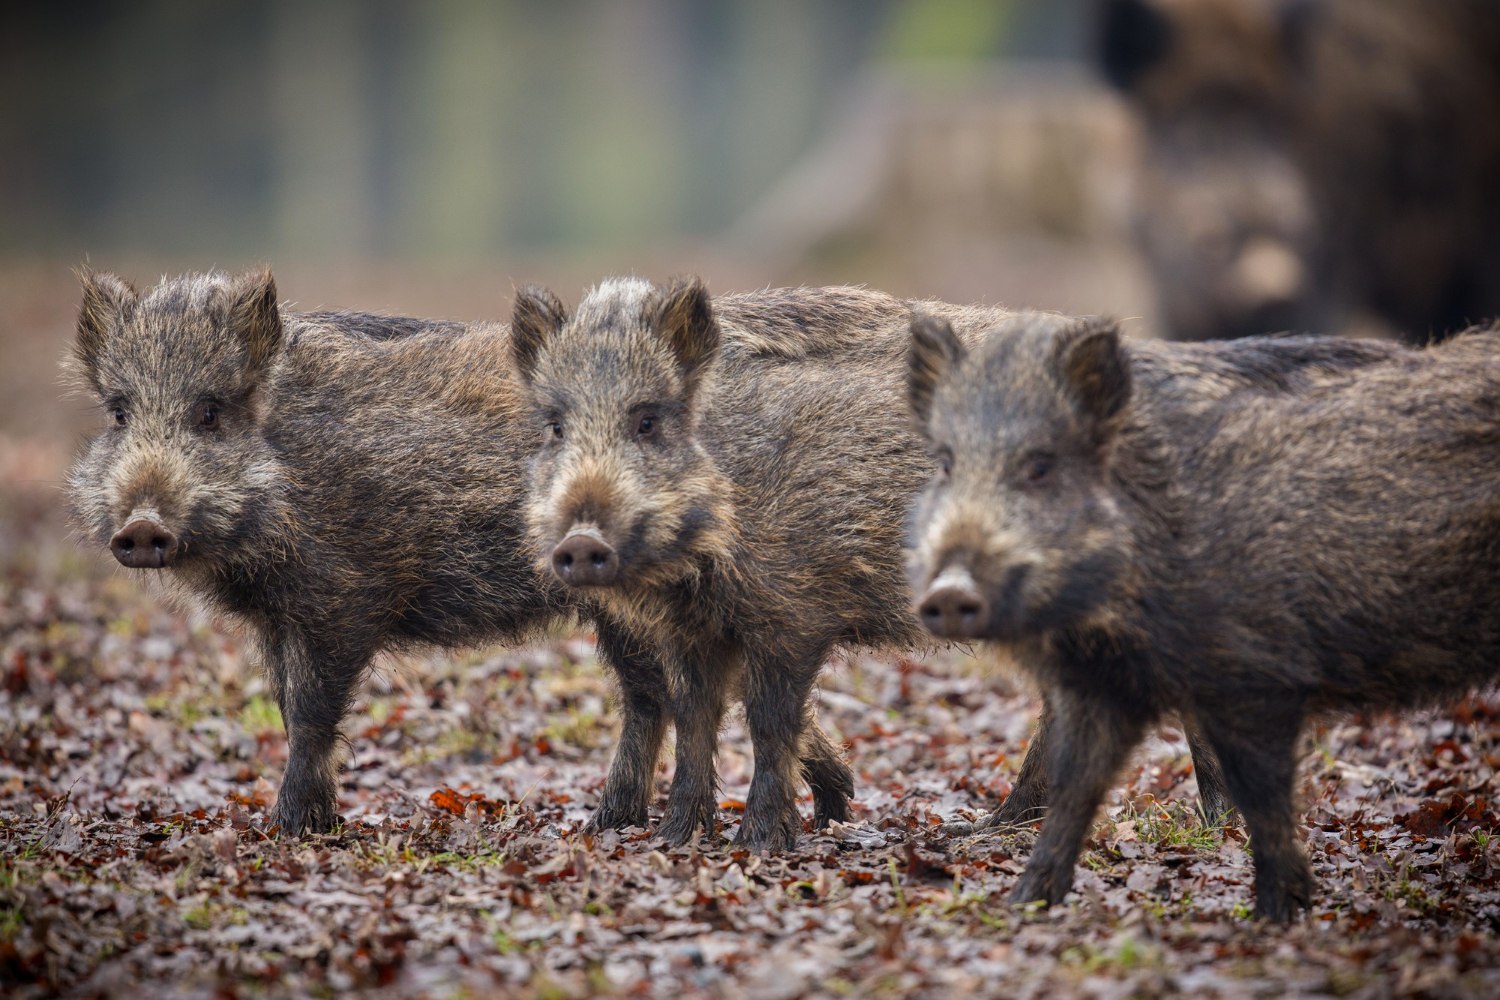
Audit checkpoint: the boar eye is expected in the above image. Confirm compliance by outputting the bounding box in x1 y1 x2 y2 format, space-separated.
546 419 563 442
1024 453 1055 484
635 414 657 439
935 448 953 481
109 404 128 428
197 402 221 431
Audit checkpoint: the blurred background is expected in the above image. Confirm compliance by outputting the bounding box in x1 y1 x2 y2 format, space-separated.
5 0 1499 574
3 0 1144 576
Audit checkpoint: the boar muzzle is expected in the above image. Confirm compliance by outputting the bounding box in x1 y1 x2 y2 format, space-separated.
551 527 619 587
110 515 180 569
917 564 989 639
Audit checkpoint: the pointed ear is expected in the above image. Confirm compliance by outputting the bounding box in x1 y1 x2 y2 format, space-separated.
1052 317 1132 428
226 268 283 376
510 285 568 384
1097 0 1173 92
647 277 718 392
908 313 965 434
75 268 138 386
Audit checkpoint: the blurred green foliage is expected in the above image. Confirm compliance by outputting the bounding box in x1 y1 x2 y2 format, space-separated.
2 0 1085 261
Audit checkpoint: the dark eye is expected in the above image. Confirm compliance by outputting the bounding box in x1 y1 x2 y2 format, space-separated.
1025 455 1054 484
935 448 953 480
547 420 563 442
198 403 220 431
636 414 656 439
110 405 128 428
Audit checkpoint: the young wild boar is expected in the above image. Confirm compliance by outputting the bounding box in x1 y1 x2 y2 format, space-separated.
67 268 615 836
507 278 940 850
506 277 1231 850
907 310 1500 920
1099 0 1500 342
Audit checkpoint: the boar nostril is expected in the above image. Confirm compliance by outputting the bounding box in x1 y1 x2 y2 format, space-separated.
550 530 619 587
110 518 180 569
917 566 988 639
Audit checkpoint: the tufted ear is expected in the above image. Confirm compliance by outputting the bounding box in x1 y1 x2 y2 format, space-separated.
907 312 966 435
1097 0 1174 92
645 276 719 396
226 268 283 378
510 285 569 385
75 268 139 388
1051 317 1132 432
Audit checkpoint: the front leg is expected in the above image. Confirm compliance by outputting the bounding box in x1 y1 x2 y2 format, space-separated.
655 655 727 847
264 630 366 837
1011 688 1144 908
587 620 669 832
737 642 827 852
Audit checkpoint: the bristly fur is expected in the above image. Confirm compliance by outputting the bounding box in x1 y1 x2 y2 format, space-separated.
65 268 636 837
512 278 1036 850
908 310 1500 921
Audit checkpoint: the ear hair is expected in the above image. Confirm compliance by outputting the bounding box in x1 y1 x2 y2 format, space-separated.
510 285 569 384
908 312 967 434
1051 316 1132 428
226 268 283 377
74 268 139 387
646 276 719 393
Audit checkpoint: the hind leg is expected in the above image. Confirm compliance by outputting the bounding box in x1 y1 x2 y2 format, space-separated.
737 640 830 851
800 715 854 828
1185 722 1234 825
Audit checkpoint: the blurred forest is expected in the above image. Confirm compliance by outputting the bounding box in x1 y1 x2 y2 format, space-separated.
3 0 1100 261
9 5 1500 996
1 0 1145 498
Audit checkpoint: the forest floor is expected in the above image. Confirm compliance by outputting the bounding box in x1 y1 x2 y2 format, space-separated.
4 514 1500 998
4 267 1500 998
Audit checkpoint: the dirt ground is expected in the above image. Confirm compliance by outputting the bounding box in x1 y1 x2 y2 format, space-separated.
3 264 1500 998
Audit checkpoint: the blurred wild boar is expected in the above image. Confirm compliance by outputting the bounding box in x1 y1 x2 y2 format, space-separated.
1099 0 1500 342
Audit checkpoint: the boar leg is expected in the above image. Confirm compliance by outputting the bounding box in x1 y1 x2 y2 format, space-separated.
1010 688 1144 908
656 653 728 847
800 715 854 828
587 621 670 832
266 631 364 837
977 700 1058 830
736 643 828 852
1186 723 1234 824
966 701 1230 834
1200 701 1314 922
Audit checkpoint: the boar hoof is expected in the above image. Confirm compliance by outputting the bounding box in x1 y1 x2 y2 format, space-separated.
1253 870 1315 923
268 799 339 838
656 800 717 847
811 793 851 830
1009 867 1071 909
585 802 648 834
732 811 801 853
